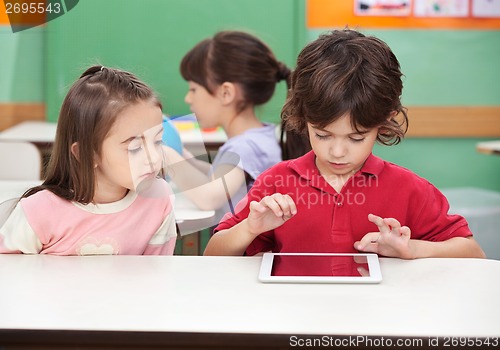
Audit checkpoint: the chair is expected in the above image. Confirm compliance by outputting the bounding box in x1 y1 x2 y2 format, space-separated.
0 197 18 229
0 141 42 180
443 187 500 260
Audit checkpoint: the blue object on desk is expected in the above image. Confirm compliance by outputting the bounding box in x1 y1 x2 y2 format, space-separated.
162 116 183 154
170 113 197 122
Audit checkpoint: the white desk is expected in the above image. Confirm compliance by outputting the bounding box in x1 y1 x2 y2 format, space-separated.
0 122 57 172
0 255 498 349
477 140 500 155
177 126 227 151
0 121 57 144
174 194 215 236
0 120 226 150
0 181 214 255
174 192 215 255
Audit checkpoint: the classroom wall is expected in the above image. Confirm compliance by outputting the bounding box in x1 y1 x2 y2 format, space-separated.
1 0 499 192
0 26 43 102
370 29 500 192
45 0 306 123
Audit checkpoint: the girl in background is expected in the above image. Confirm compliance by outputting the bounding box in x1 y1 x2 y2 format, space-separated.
0 65 177 255
165 30 290 226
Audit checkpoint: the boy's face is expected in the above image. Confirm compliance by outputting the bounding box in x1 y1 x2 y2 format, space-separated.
307 114 378 181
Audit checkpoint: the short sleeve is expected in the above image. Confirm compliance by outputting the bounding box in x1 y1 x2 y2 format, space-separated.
408 182 472 241
0 202 42 254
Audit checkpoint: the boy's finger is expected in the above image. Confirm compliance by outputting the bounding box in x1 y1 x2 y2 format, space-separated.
355 232 380 251
261 196 284 217
283 194 297 215
271 193 297 218
400 226 411 238
249 200 266 213
383 217 402 234
271 193 290 215
368 213 390 234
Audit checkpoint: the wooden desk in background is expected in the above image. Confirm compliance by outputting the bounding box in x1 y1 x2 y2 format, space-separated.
477 140 500 155
0 255 498 349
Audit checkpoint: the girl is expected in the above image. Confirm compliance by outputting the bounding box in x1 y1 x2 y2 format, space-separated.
0 66 177 255
164 30 290 226
204 29 485 259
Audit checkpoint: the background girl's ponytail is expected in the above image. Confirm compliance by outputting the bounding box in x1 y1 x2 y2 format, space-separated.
279 63 311 160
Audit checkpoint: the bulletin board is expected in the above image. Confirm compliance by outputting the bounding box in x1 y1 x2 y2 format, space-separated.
0 1 8 25
308 0 500 29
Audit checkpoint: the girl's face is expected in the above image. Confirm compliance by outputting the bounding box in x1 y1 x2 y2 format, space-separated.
307 114 378 183
184 81 222 129
95 100 163 202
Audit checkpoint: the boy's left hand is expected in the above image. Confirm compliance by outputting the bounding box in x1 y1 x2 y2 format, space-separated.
354 214 415 259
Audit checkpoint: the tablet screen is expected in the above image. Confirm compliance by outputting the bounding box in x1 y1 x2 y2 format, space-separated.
259 253 382 283
271 254 370 277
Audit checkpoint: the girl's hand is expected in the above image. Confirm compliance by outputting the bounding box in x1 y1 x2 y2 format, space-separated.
355 214 415 259
247 194 297 237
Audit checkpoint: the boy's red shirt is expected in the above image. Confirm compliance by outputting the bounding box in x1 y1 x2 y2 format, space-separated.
214 151 472 256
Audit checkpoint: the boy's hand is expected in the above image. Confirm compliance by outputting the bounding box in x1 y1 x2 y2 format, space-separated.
355 214 415 259
247 193 297 237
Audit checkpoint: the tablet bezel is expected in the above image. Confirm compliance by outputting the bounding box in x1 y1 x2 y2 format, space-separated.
258 253 382 284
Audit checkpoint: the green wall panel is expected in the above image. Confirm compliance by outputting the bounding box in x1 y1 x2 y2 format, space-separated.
308 29 500 106
0 26 44 102
46 0 306 122
373 138 500 192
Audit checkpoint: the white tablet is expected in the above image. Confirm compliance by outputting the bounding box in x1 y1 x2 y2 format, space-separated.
258 253 382 283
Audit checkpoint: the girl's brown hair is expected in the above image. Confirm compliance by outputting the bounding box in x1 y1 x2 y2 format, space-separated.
282 29 408 147
22 65 162 204
180 30 290 112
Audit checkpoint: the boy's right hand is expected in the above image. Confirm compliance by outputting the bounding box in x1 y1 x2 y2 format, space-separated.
247 193 297 237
